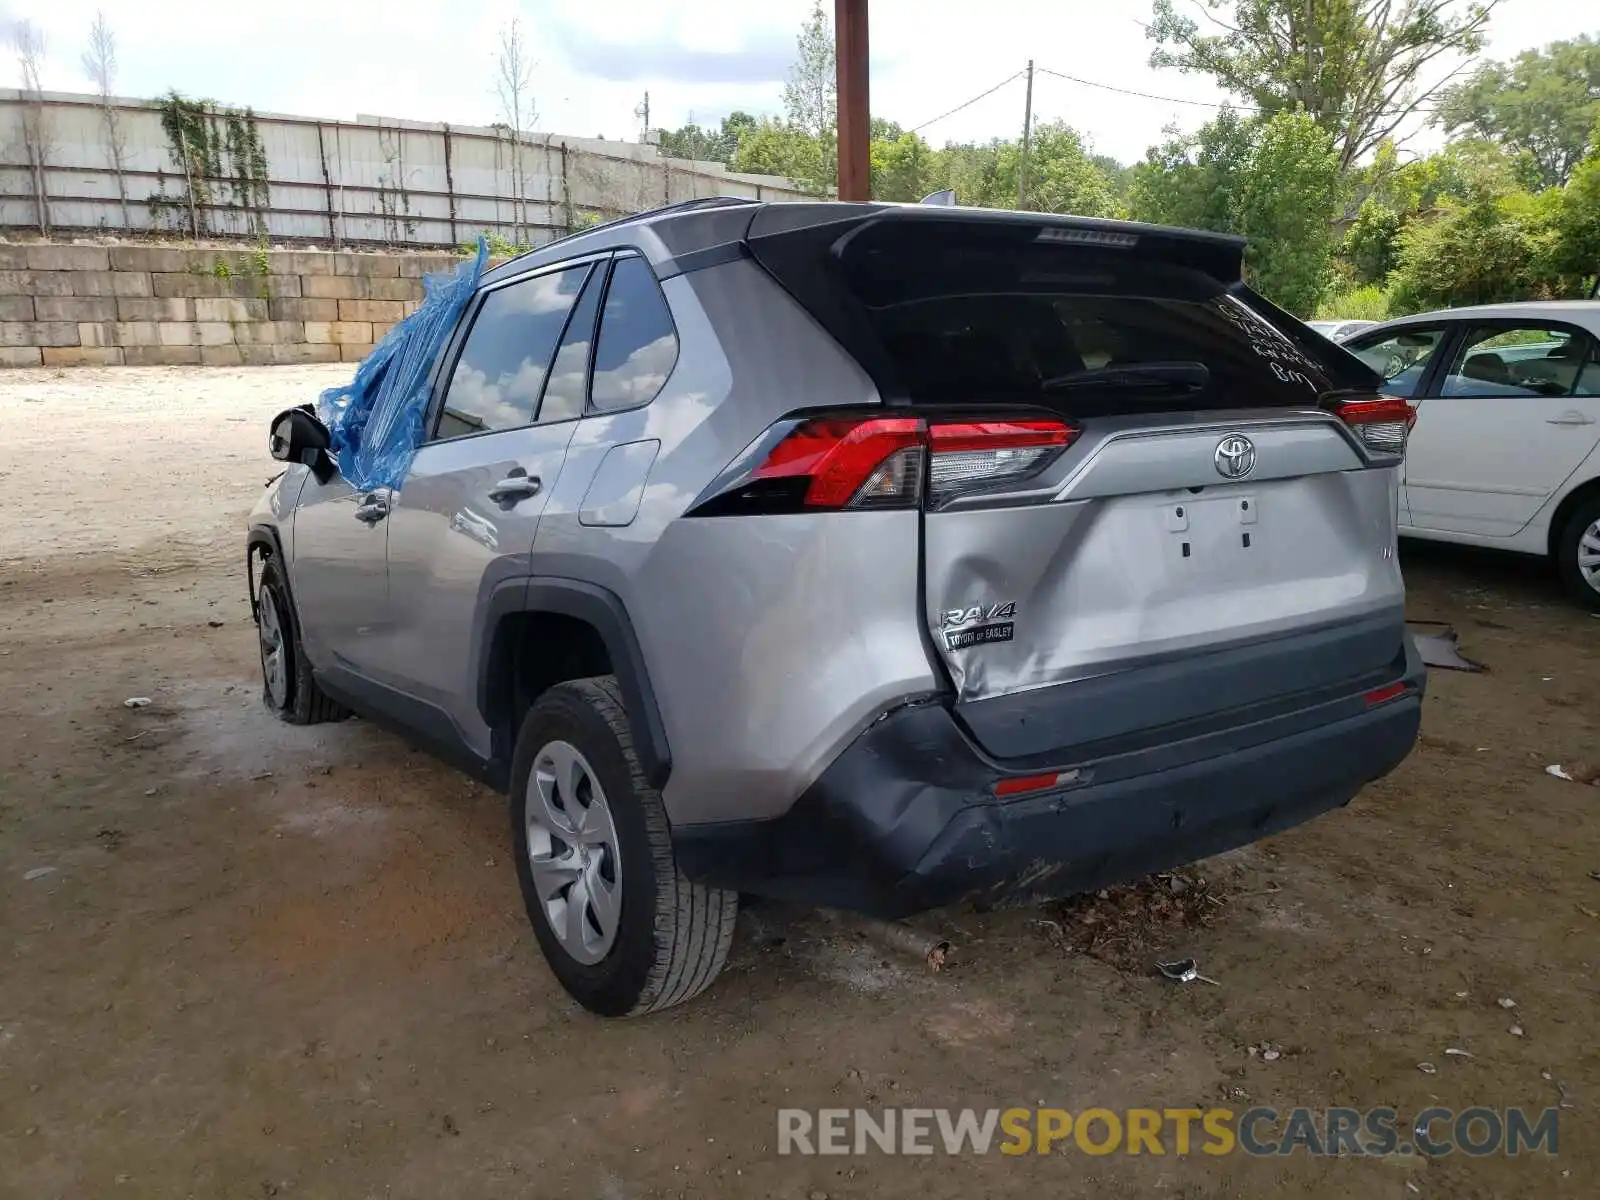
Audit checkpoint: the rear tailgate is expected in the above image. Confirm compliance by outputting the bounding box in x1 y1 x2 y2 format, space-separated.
753 210 1408 760
923 414 1405 757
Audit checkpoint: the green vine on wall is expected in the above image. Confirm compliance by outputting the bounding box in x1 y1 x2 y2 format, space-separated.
145 91 271 238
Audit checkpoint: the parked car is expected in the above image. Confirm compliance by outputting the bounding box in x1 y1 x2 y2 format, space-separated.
1342 302 1600 608
248 200 1425 1016
1307 318 1377 342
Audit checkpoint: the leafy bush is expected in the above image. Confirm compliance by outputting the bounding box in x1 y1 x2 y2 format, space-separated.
459 231 525 259
1316 284 1392 321
1343 200 1402 285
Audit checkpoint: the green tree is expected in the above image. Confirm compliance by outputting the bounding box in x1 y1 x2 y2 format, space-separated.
1343 198 1403 283
1554 129 1600 289
1147 0 1495 171
1435 35 1600 187
655 112 760 165
1128 107 1255 231
870 131 937 202
922 125 1121 216
1129 110 1341 313
721 111 758 146
1388 196 1543 310
781 0 837 192
656 123 719 163
730 118 827 189
927 141 1007 207
1233 111 1344 313
1090 153 1134 204
999 122 1121 217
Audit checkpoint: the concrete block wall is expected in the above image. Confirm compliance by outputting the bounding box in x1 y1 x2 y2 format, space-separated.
0 242 464 367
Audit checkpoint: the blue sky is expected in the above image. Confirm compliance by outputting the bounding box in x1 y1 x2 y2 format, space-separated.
3 0 1595 165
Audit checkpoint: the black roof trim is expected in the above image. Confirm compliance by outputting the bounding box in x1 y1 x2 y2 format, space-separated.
494 196 761 270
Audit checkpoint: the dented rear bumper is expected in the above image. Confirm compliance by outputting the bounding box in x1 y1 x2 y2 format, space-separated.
672 635 1425 919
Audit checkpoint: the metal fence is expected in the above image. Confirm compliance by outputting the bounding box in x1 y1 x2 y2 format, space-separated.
0 89 810 249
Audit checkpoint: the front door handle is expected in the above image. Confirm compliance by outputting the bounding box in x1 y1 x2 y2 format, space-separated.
488 467 542 504
354 494 390 523
1546 411 1596 426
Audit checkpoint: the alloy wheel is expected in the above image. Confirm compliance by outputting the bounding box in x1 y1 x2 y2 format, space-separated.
1579 517 1600 596
257 583 289 708
524 739 622 965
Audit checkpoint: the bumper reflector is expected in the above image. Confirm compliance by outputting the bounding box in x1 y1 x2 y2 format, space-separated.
994 769 1083 797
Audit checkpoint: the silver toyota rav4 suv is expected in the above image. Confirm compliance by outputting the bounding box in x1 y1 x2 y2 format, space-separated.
248 198 1425 1016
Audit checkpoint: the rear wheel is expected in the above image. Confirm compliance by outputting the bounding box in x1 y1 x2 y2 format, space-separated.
510 676 736 1016
256 554 349 724
1555 493 1600 612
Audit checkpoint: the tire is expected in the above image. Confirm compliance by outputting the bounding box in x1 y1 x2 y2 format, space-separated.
1554 492 1600 612
255 554 350 725
510 676 737 1016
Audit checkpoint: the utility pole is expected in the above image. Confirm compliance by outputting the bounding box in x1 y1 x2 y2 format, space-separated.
1017 59 1035 211
635 91 650 143
836 0 870 202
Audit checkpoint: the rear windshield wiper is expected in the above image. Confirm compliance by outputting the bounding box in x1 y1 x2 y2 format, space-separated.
1040 361 1210 392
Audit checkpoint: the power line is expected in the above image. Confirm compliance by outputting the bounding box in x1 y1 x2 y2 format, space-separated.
1035 66 1238 110
908 70 1025 135
1033 65 1443 119
906 61 1446 144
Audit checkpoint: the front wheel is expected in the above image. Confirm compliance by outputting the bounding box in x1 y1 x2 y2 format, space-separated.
510 677 737 1016
1555 494 1600 612
256 554 349 724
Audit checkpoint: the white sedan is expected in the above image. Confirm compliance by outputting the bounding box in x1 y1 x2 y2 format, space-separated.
1307 318 1377 342
1342 301 1600 609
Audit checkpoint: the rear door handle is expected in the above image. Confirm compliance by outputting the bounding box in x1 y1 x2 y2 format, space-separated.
1546 411 1596 426
354 494 390 523
488 468 542 504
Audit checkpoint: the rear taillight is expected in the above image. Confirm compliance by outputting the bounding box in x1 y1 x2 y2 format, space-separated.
1335 395 1415 457
691 413 1077 516
747 417 925 509
926 419 1072 507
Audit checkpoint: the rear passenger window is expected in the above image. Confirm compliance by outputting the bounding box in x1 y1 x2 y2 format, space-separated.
1349 327 1447 398
590 257 678 413
436 265 588 439
1440 326 1597 398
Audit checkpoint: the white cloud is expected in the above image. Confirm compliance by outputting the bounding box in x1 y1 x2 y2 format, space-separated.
592 333 676 409
12 0 1595 166
443 354 548 432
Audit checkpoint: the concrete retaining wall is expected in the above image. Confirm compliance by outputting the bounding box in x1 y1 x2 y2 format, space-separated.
0 242 465 366
1 89 812 247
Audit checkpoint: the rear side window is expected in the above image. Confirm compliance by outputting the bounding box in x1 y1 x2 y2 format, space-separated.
1439 326 1598 398
1349 327 1447 397
590 257 678 414
818 221 1374 415
436 265 589 439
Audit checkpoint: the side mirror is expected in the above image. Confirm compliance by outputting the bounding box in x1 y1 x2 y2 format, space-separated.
269 405 335 482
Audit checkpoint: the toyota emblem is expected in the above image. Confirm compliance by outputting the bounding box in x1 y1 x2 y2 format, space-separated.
1214 434 1256 479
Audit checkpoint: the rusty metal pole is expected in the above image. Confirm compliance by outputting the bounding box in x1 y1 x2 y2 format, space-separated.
835 0 870 201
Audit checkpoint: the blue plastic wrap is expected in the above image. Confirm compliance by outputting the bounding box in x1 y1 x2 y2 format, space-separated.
318 238 489 492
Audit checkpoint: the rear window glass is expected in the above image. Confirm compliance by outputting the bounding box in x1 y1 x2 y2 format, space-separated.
836 226 1371 414
591 257 679 413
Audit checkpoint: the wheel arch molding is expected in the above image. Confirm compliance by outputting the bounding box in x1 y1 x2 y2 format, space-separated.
474 576 673 789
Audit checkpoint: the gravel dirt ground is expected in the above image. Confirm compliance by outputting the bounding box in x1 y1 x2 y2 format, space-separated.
1 366 1596 1200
